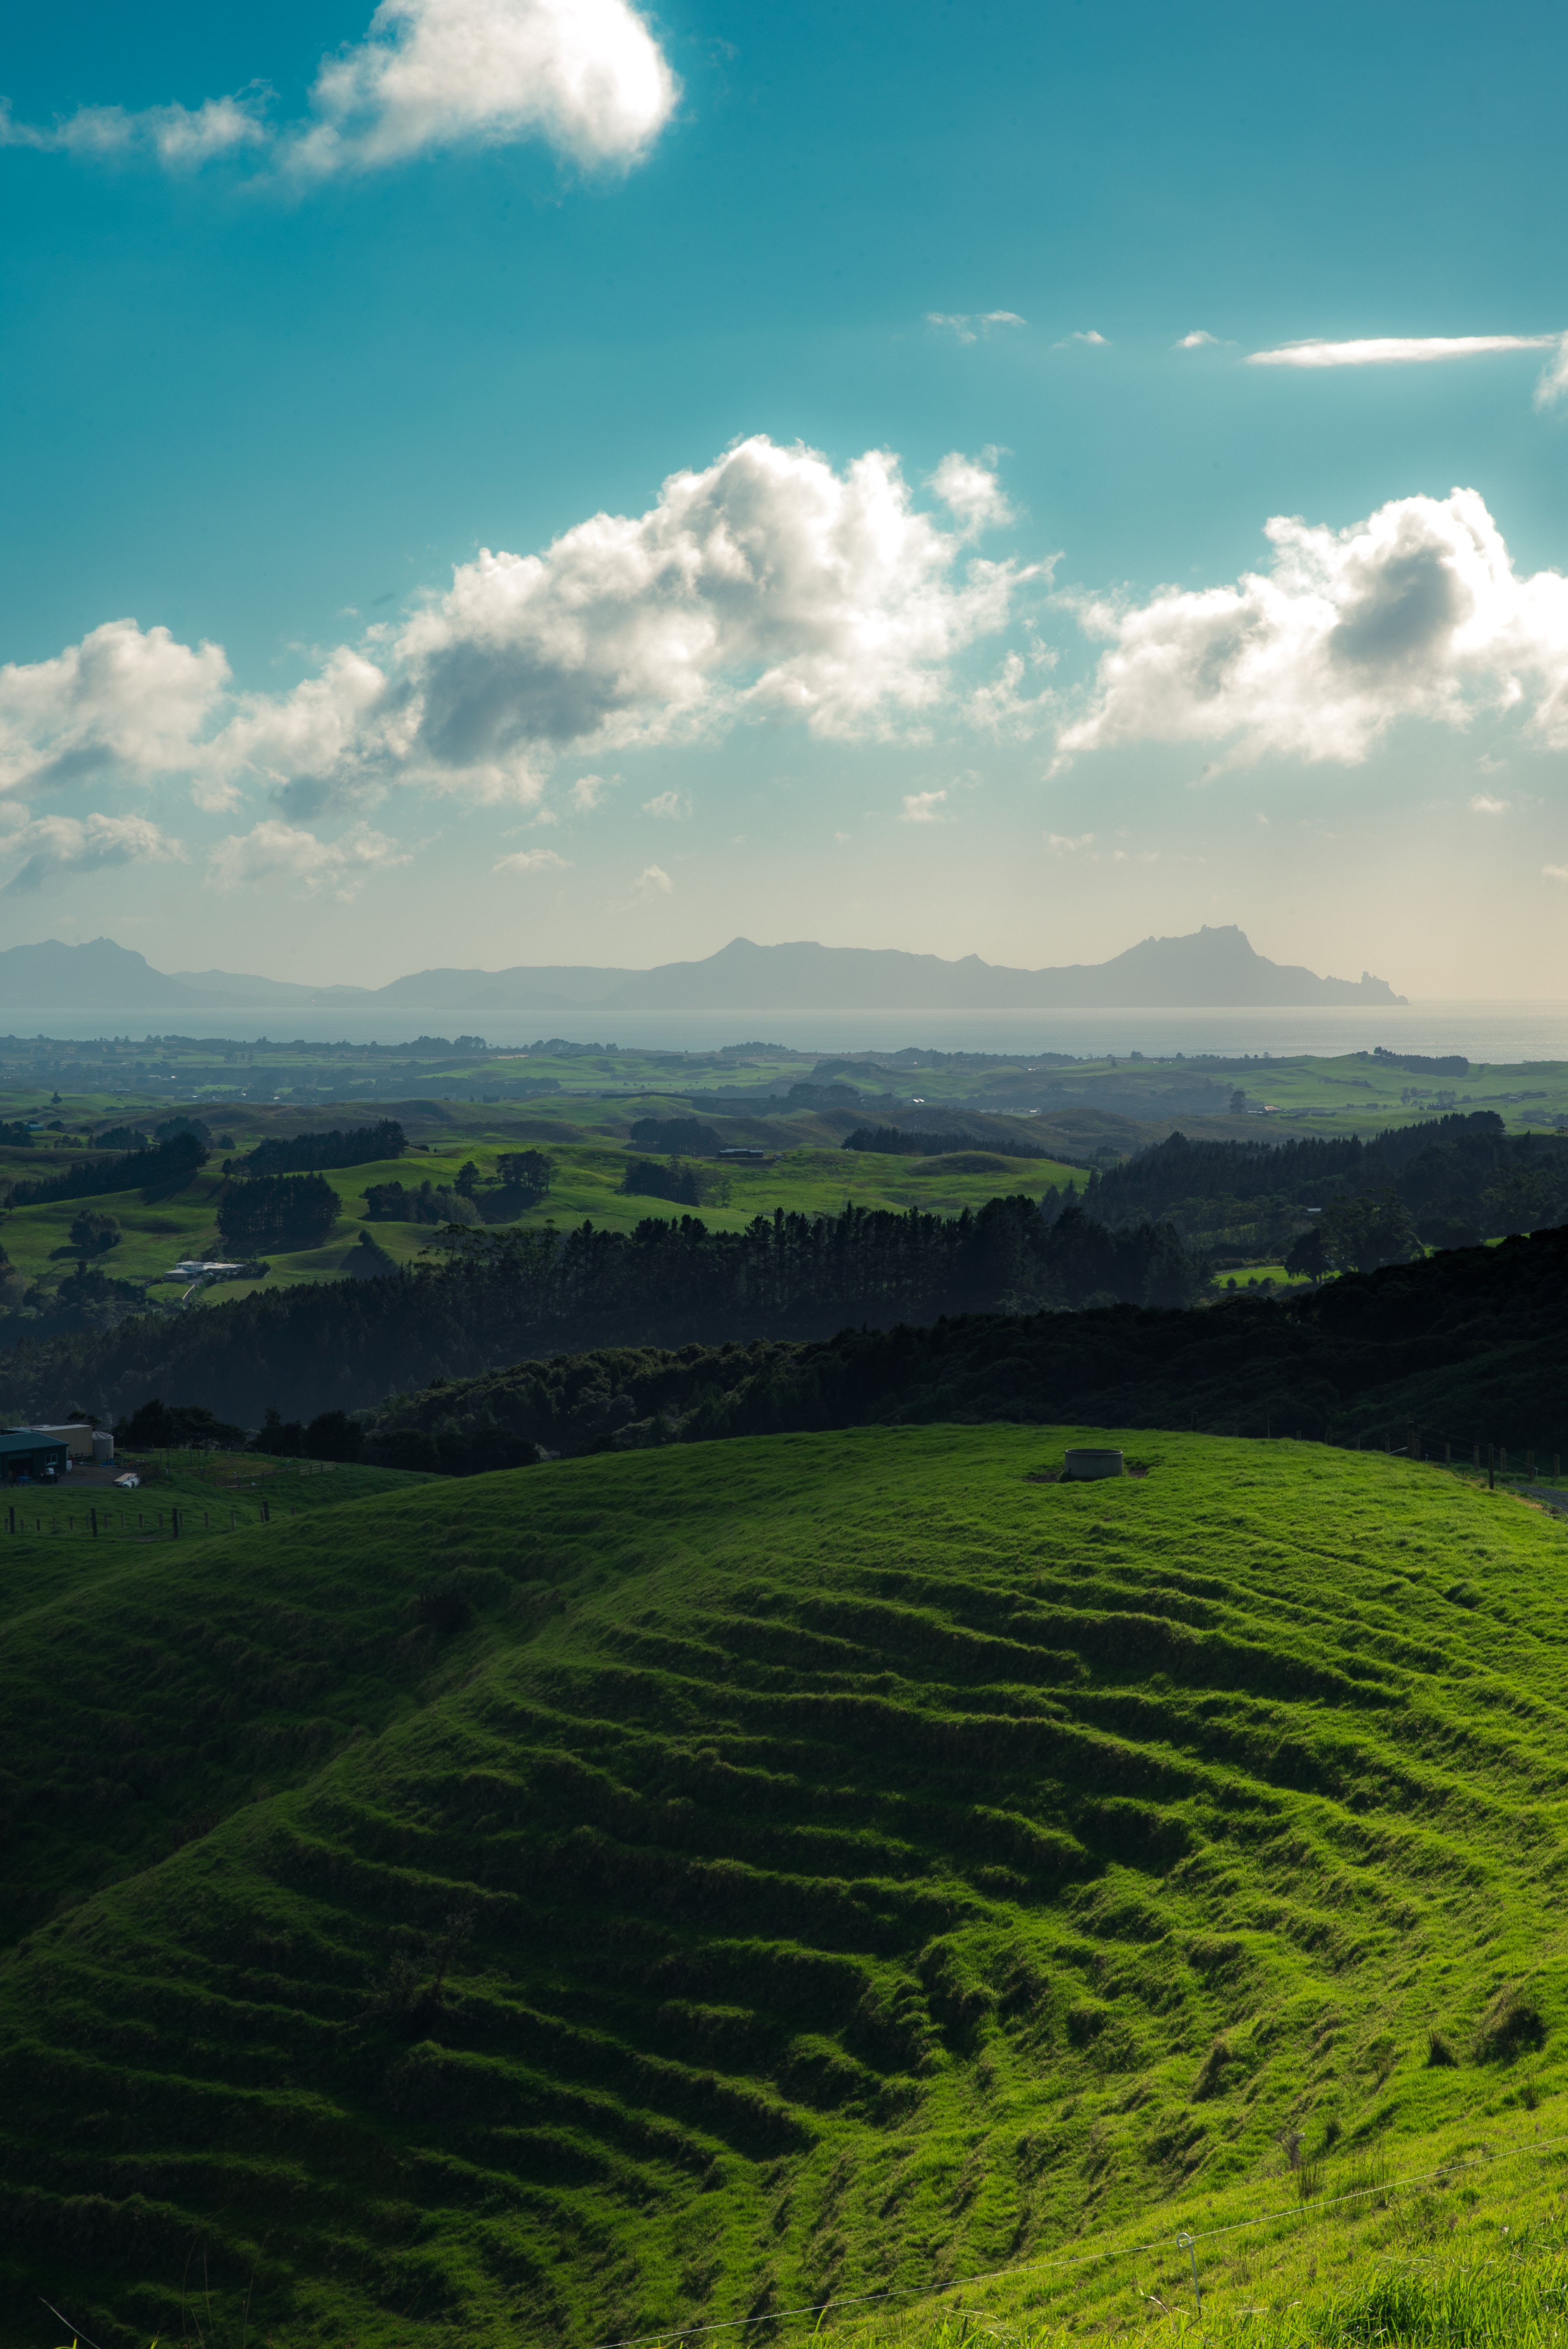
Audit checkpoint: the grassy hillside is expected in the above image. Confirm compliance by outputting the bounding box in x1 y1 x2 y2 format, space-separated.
2 1426 1568 2349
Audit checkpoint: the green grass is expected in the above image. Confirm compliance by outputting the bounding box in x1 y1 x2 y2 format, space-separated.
2 1427 1568 2349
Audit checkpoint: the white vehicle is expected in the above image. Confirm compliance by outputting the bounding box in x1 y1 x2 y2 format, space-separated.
115 1471 141 1488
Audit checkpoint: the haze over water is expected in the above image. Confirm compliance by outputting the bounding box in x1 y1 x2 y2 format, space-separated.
12 1003 1568 1062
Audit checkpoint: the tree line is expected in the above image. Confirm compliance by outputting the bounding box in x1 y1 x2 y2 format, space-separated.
353 1216 1568 1474
234 1119 406 1174
1078 1112 1568 1248
0 1193 1205 1426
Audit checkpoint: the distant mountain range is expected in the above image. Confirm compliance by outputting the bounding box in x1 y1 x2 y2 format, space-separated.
0 927 1406 1017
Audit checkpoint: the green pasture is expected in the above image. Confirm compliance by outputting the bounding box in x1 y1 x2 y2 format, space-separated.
3 1426 1568 2348
3 1037 1568 1146
0 1129 1081 1303
0 1454 435 1615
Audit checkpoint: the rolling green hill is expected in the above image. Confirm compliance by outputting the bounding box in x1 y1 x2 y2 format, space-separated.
2 1426 1568 2348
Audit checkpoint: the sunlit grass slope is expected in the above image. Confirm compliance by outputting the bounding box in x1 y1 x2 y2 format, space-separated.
2 1430 1567 2349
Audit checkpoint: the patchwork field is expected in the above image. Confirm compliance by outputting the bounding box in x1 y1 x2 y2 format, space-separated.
2 1426 1566 2348
0 1126 1083 1304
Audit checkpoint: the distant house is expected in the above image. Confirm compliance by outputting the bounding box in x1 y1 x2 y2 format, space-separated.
0 1429 71 1483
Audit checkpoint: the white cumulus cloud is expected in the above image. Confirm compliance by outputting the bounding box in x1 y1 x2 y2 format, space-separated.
0 811 186 895
0 618 228 798
928 451 1014 537
570 772 612 809
1055 487 1568 773
207 819 407 899
384 435 1028 788
900 789 947 823
288 0 677 176
632 863 672 898
494 845 570 873
2 0 675 180
1176 330 1218 348
1469 791 1511 813
0 438 1030 820
641 790 690 819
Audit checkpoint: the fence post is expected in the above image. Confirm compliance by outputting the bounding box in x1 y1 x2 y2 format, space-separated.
1176 2231 1201 2310
1488 1443 1495 1492
90 1508 98 1539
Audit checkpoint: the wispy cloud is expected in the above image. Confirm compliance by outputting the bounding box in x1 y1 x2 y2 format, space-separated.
207 819 406 900
0 0 679 180
925 310 1026 345
900 789 947 823
1176 329 1218 348
632 863 672 898
1056 330 1107 348
0 811 185 895
1247 331 1568 408
1248 332 1559 368
494 846 570 874
1469 792 1511 814
0 94 269 164
1545 864 1568 883
641 790 690 819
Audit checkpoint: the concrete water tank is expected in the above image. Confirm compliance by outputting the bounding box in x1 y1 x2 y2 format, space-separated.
92 1430 114 1464
1063 1447 1124 1480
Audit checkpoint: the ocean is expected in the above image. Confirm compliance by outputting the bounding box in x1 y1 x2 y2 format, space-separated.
6 1001 1568 1061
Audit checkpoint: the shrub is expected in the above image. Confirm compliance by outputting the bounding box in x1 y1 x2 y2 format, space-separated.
1473 1985 1547 2061
68 1209 120 1257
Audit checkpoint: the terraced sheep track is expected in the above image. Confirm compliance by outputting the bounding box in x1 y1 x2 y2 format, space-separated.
2 1428 1566 2348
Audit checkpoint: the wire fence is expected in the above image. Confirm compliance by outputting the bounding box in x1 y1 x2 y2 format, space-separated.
1188 1418 1566 1506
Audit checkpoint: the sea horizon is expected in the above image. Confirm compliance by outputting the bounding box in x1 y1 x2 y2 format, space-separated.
5 999 1568 1062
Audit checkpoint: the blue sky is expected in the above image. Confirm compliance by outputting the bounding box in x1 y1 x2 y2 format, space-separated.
2 0 1567 993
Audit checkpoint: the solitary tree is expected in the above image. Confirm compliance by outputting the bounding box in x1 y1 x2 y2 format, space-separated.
1284 1224 1328 1284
